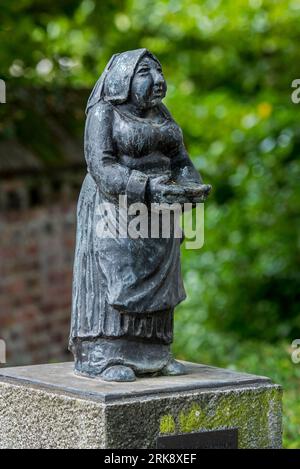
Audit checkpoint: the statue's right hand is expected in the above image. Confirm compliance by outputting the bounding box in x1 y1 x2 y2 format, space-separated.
147 176 186 204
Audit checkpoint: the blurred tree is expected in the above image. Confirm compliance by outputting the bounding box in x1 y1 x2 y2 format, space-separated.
1 0 300 340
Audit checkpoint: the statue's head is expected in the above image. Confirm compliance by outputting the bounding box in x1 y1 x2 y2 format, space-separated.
129 53 166 110
86 49 167 114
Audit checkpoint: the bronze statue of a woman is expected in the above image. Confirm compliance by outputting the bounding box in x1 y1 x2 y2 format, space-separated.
69 49 210 382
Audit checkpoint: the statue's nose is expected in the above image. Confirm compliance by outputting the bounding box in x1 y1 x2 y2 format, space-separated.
153 70 164 89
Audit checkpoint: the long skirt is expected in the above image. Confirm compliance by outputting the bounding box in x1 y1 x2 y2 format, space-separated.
69 173 185 375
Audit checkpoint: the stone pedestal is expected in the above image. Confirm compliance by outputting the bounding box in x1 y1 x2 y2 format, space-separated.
0 362 282 449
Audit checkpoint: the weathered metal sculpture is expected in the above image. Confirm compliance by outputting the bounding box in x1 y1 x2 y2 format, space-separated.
69 49 211 381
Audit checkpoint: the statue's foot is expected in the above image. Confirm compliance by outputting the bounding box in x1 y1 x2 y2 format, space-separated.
101 365 136 382
161 359 186 376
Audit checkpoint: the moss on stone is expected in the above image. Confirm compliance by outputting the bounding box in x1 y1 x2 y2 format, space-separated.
179 403 203 433
160 415 176 434
159 385 282 448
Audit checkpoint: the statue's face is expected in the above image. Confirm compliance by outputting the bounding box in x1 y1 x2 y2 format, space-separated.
130 56 167 110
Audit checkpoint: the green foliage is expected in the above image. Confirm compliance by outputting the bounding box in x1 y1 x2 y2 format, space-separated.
1 0 299 339
1 0 299 447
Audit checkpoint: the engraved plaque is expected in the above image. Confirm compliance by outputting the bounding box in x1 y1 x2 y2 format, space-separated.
156 428 238 449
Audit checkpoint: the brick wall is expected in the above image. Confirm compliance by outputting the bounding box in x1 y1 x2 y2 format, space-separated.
0 171 84 366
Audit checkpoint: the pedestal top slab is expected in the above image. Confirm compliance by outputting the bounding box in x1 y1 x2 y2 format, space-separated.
0 361 271 403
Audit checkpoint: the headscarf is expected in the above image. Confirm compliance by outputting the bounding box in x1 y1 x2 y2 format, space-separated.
85 48 161 114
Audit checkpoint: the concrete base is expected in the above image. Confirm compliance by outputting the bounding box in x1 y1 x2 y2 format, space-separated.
0 361 282 449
